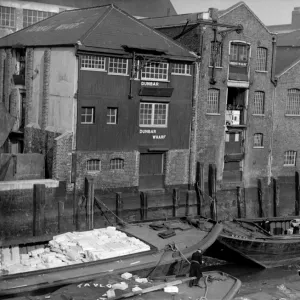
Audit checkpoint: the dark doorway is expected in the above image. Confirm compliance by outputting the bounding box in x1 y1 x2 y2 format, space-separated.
223 132 243 182
139 152 165 190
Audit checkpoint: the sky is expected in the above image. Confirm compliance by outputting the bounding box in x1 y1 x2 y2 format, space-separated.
171 0 299 26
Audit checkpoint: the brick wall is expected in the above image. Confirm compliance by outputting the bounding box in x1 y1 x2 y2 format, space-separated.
75 151 139 192
165 149 189 186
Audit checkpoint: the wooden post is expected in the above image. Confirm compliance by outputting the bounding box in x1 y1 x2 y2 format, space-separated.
272 177 279 217
257 178 264 217
186 190 194 216
196 162 204 216
140 191 148 221
172 188 179 217
116 192 123 224
58 201 64 233
33 184 45 236
296 172 300 216
208 164 217 221
85 178 94 230
237 186 242 218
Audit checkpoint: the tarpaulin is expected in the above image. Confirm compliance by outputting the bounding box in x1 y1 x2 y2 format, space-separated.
0 102 16 147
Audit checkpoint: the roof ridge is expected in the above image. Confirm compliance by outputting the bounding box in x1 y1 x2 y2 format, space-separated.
141 12 200 21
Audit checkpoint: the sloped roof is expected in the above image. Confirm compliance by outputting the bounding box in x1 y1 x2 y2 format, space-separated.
276 30 300 46
275 46 300 76
0 5 195 60
22 0 177 17
267 24 295 34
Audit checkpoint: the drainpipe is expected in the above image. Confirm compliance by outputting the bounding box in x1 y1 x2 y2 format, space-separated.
209 26 217 85
188 59 200 189
271 36 278 87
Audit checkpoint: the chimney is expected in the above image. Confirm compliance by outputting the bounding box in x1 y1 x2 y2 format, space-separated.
208 8 218 22
292 7 300 29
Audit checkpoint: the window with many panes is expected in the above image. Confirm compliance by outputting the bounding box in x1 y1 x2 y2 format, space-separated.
139 103 168 127
86 159 101 171
207 89 220 114
284 150 297 166
108 57 128 75
110 158 124 170
171 63 191 75
209 41 222 67
0 6 15 28
253 91 265 115
286 89 300 115
253 133 263 147
23 9 55 28
141 62 168 81
107 107 118 124
230 43 249 65
256 47 267 71
81 107 95 124
81 55 106 71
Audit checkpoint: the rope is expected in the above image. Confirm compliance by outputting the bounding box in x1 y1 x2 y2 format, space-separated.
199 275 209 300
169 242 191 265
146 249 168 280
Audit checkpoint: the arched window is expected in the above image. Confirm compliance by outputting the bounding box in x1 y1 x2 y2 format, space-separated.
253 91 265 115
253 133 263 147
207 89 220 114
110 158 124 170
86 159 101 171
256 47 268 71
286 89 300 115
284 151 297 166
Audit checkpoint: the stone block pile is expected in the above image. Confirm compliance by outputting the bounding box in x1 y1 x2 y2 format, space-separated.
0 227 150 275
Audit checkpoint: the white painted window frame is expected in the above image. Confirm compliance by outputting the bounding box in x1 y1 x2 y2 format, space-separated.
139 102 169 128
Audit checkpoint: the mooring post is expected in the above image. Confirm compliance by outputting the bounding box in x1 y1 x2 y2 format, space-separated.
208 164 217 221
172 188 179 217
33 184 45 236
116 192 123 224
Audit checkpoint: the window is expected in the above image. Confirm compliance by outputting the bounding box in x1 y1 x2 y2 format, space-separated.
284 151 297 166
139 103 168 127
141 62 168 81
108 57 128 75
207 89 220 114
81 107 95 124
81 55 106 71
171 63 191 75
253 91 265 115
110 158 124 170
253 133 263 147
107 107 118 124
86 159 101 171
286 89 300 115
210 41 222 67
256 47 267 71
230 43 249 65
0 6 15 28
23 9 55 28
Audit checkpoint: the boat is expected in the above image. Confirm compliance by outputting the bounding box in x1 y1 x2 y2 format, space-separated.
203 217 300 269
0 217 223 298
35 270 241 300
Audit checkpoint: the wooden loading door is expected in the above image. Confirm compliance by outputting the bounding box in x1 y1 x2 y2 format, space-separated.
139 153 165 190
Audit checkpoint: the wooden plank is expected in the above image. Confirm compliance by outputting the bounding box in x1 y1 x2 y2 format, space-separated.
33 184 45 236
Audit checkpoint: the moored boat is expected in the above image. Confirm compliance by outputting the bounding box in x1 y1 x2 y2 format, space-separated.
205 218 300 268
44 271 241 300
0 217 223 298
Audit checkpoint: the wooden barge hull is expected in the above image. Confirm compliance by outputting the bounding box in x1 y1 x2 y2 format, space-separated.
0 222 223 297
217 234 300 268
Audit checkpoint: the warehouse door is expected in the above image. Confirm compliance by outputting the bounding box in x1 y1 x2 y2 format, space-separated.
139 153 165 189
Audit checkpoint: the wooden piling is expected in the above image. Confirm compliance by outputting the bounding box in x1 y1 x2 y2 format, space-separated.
33 184 45 236
295 172 300 216
85 178 94 230
172 188 179 217
58 201 64 233
196 162 204 216
186 190 194 216
208 164 217 221
140 191 148 221
272 177 280 217
237 186 242 218
257 178 264 217
116 192 123 224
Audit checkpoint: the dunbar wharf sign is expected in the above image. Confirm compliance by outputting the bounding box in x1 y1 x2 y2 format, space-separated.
139 129 166 140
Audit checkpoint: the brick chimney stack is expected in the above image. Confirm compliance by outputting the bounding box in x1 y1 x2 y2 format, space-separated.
292 7 300 29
